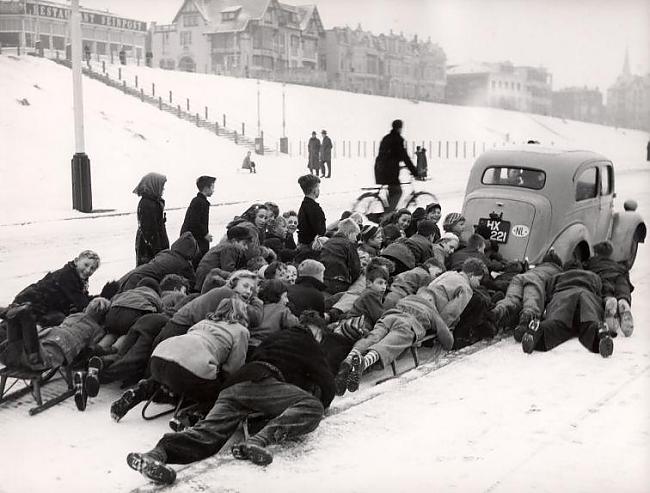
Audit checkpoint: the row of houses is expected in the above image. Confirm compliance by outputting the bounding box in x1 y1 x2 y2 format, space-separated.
1 0 647 130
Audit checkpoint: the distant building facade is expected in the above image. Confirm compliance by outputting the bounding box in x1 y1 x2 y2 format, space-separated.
446 61 552 115
150 0 325 81
552 87 604 124
0 0 147 60
322 26 446 102
606 51 650 131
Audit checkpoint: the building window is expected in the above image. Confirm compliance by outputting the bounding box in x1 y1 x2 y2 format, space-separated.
180 31 192 46
222 9 240 21
264 9 273 23
290 35 299 56
183 15 199 27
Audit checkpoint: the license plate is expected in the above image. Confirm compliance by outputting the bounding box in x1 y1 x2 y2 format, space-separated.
478 218 511 243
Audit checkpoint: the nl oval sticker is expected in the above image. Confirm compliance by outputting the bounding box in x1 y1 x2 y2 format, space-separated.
512 225 530 238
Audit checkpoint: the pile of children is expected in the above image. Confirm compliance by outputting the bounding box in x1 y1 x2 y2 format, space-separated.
0 173 636 486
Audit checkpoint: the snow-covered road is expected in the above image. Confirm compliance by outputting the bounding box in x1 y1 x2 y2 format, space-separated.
0 169 648 493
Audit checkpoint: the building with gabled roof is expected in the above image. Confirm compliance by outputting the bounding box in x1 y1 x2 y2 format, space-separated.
606 50 650 131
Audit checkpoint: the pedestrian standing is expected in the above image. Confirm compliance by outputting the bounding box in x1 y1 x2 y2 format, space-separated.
133 173 169 266
180 176 216 268
320 130 332 178
415 146 428 181
308 131 321 176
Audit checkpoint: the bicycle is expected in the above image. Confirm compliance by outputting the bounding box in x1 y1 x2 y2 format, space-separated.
351 181 438 223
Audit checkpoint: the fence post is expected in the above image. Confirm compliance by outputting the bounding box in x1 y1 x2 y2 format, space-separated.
223 114 226 128
429 140 432 157
177 104 181 117
215 121 219 134
363 141 367 158
455 141 459 158
373 141 376 157
17 45 20 56
342 141 345 158
299 140 302 156
348 141 351 159
234 131 238 144
169 90 173 103
135 75 138 88
102 60 105 73
158 96 162 110
152 83 155 97
140 88 144 101
242 122 245 136
196 113 200 126
204 106 208 120
118 67 121 80
333 142 336 158
357 141 360 157
438 141 441 158
186 98 190 112
122 80 126 93
463 141 466 159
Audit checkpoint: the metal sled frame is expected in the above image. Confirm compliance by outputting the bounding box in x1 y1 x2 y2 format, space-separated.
0 365 75 415
141 386 188 421
374 334 439 385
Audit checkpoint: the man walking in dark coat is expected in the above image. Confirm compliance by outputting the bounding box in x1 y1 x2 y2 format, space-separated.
320 130 333 178
180 176 216 268
308 131 321 176
374 120 419 212
521 262 614 357
126 311 334 485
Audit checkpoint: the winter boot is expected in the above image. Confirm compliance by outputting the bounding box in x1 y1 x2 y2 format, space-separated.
346 352 364 393
126 452 176 485
73 371 88 411
603 297 620 335
85 356 103 398
598 323 614 358
521 318 542 354
334 359 352 396
514 308 536 342
231 442 273 466
111 380 150 422
618 299 634 337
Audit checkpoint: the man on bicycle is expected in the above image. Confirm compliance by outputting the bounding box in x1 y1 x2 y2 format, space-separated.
374 119 420 213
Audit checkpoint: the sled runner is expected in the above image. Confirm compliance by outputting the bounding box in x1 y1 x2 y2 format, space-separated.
0 365 75 416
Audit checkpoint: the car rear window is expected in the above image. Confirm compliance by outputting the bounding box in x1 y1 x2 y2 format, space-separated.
481 167 546 190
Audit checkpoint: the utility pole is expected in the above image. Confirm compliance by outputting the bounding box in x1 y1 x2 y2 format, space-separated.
256 79 261 137
70 0 92 212
282 82 286 138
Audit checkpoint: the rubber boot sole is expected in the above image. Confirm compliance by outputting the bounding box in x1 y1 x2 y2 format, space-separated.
346 353 363 393
73 371 87 411
599 336 614 358
334 361 351 396
231 442 273 466
126 453 176 485
85 356 103 398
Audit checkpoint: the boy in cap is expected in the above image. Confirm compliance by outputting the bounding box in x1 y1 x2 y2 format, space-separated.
287 259 327 317
181 176 216 268
296 175 326 260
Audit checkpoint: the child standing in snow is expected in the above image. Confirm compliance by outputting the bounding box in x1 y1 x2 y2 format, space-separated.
180 175 216 268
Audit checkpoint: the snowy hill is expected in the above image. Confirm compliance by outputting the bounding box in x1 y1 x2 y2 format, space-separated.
1 54 648 226
96 60 648 164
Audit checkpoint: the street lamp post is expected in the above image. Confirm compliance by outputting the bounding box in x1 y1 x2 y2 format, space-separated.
70 0 92 212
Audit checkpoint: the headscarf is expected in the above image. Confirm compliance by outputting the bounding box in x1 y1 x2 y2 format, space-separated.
133 172 167 200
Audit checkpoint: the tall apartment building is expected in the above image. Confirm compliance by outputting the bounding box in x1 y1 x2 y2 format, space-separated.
606 51 650 131
0 0 146 59
151 0 325 80
552 87 604 124
446 61 552 115
322 26 446 102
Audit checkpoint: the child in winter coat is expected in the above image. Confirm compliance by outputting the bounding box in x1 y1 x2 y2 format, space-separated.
249 279 300 347
320 218 362 295
109 297 251 423
296 174 326 258
586 241 635 337
491 249 563 340
384 257 445 309
101 278 164 348
133 173 169 266
159 274 190 317
521 261 614 357
119 233 198 292
154 270 262 347
335 292 453 395
287 259 327 317
263 217 297 262
358 224 383 256
194 226 252 292
3 250 101 328
402 219 438 265
448 234 505 273
180 175 216 268
0 297 110 372
431 233 459 269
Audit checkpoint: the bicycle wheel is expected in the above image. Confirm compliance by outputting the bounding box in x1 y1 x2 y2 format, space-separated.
352 192 385 217
406 191 439 210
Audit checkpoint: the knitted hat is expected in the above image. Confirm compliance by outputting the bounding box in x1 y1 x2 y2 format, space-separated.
417 219 437 237
395 295 434 331
382 224 402 242
439 232 459 244
443 213 465 231
298 259 326 280
227 225 253 242
361 224 380 242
